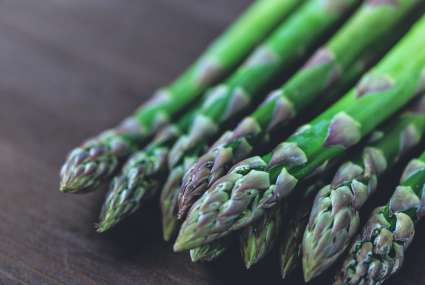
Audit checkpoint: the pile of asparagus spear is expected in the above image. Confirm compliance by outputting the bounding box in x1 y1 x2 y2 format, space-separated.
59 0 425 284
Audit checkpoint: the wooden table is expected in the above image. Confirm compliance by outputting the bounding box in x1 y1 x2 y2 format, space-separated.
1 1 424 284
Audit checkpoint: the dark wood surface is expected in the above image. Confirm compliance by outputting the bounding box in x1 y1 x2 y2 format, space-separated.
1 1 425 284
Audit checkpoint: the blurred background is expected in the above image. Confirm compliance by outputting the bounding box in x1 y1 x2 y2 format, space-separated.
0 1 424 284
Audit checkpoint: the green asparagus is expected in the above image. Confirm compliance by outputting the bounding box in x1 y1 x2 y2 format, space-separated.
161 0 361 240
178 0 420 219
302 95 425 282
59 0 299 194
96 118 191 232
174 17 425 252
335 150 425 285
97 0 359 236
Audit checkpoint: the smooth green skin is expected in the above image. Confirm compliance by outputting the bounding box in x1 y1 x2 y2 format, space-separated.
177 0 416 220
59 0 298 194
256 0 418 126
174 17 425 252
302 105 425 281
198 0 359 126
134 0 302 135
161 0 360 240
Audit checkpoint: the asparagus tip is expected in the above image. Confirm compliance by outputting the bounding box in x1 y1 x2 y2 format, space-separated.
302 256 321 283
95 222 110 233
59 144 116 194
173 229 195 252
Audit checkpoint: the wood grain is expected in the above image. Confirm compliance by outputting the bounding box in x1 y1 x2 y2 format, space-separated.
0 1 424 284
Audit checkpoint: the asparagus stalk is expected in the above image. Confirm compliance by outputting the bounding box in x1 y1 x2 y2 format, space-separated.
335 150 425 285
161 0 362 240
302 95 425 282
178 0 420 219
97 0 359 235
174 17 425 252
59 0 300 194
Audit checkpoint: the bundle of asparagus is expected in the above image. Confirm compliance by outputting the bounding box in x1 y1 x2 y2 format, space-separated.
59 0 425 283
59 0 300 194
98 0 360 238
174 13 425 252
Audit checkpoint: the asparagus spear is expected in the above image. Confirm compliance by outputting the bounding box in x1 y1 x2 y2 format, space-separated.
302 95 425 282
59 0 300 194
178 0 420 219
96 117 191 232
161 0 362 240
174 17 425 252
98 0 359 235
335 150 425 285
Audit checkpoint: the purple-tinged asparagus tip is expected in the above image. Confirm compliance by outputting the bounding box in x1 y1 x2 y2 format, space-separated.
60 146 117 193
178 152 216 220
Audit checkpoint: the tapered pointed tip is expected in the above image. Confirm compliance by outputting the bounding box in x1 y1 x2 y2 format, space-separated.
190 252 200 262
59 179 91 194
59 183 73 193
95 223 109 233
242 249 257 269
304 271 314 283
302 256 321 283
163 219 177 242
244 260 254 270
280 270 288 280
173 228 196 252
95 216 115 233
173 239 185 252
